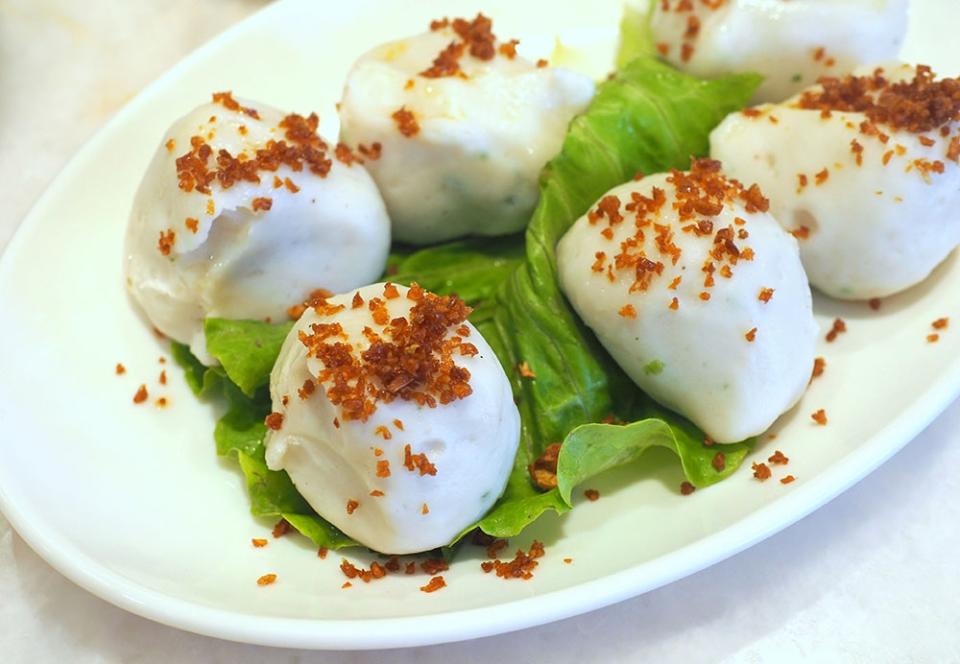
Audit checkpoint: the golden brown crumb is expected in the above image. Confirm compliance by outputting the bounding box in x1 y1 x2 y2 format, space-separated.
265 412 284 430
796 66 960 134
157 229 175 256
392 106 419 137
518 361 536 378
403 444 438 476
298 284 473 422
358 142 382 160
339 559 388 583
529 442 561 490
825 318 847 342
485 539 508 559
272 519 291 538
619 304 638 319
768 450 789 465
176 111 332 196
257 574 277 586
420 576 446 593
421 558 449 575
850 139 864 166
383 282 400 299
212 91 260 119
712 452 726 472
811 357 826 382
498 39 519 59
480 540 545 580
252 538 268 548
752 462 772 481
584 489 600 502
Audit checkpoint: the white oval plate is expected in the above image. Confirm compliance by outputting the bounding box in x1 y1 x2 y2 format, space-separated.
1 0 958 651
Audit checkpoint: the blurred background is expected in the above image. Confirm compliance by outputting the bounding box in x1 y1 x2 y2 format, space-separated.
0 0 269 247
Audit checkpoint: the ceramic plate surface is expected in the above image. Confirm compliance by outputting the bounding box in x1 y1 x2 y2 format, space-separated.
1 0 958 650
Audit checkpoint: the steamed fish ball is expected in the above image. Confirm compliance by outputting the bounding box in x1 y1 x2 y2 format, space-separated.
711 63 960 299
338 14 594 244
124 93 390 362
264 283 520 554
557 160 817 443
648 0 907 103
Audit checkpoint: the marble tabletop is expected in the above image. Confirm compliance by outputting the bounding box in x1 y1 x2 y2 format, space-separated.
2 1 958 661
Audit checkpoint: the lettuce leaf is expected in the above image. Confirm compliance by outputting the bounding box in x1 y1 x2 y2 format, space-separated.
171 337 357 550
556 419 749 504
204 318 292 397
169 340 208 395
616 1 658 69
389 235 525 305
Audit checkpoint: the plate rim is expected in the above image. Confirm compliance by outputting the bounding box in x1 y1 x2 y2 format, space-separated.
2 0 959 650
2 370 956 650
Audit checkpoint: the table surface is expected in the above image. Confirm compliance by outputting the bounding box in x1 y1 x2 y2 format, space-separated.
2 1 958 661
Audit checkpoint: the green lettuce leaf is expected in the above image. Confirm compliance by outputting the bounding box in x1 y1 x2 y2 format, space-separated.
171 333 357 551
170 341 207 395
204 318 293 397
388 235 524 305
556 419 749 505
616 1 658 68
237 450 356 550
